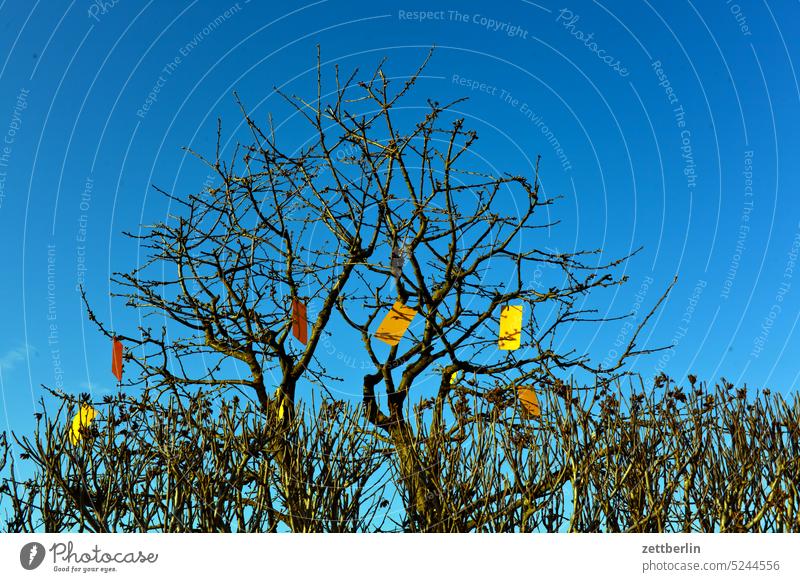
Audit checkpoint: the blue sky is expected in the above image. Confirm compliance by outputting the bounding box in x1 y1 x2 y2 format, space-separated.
0 0 798 439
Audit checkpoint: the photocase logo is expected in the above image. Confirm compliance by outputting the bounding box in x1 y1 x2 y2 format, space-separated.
20 542 46 570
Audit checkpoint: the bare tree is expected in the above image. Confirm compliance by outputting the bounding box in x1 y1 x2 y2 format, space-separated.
67 50 653 530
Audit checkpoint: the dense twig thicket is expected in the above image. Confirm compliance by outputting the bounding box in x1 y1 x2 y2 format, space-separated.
2 52 797 532
2 377 799 532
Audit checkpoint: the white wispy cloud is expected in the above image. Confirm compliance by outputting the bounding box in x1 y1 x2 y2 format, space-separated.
0 344 32 372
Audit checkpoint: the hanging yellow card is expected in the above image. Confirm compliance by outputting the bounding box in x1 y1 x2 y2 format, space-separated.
275 388 287 421
517 386 541 418
498 305 523 350
375 301 417 346
69 404 97 445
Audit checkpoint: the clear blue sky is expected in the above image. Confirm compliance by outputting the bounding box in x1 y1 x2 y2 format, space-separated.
0 0 798 438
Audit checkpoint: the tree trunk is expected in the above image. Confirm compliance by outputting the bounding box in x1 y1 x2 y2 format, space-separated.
388 421 443 532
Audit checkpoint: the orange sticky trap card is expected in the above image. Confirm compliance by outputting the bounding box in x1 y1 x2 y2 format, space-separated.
517 386 541 419
375 301 417 346
292 298 308 344
498 305 523 350
112 339 123 382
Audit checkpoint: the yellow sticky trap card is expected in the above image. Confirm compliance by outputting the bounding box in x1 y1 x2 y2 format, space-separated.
275 388 286 421
498 305 523 350
69 404 97 445
375 301 417 346
517 386 541 419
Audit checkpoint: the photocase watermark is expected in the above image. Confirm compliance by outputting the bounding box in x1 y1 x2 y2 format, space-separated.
397 9 529 39
448 9 529 39
451 74 573 172
319 333 374 372
75 176 94 292
726 0 752 37
87 0 121 22
654 279 706 375
19 541 158 574
47 244 64 390
526 246 563 291
396 9 447 22
720 150 754 299
20 542 46 570
652 59 679 106
652 59 697 194
675 107 697 192
602 275 654 369
750 223 800 359
0 87 30 210
136 2 245 119
555 9 629 77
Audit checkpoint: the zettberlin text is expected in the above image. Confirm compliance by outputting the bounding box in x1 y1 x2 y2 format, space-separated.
642 543 701 554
